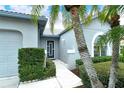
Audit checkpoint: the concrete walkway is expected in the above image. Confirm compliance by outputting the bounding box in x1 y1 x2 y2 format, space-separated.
19 60 83 88
19 77 60 88
53 60 83 88
0 76 19 88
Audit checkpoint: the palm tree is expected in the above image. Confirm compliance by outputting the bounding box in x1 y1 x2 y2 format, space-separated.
32 5 104 88
97 26 124 88
98 5 124 88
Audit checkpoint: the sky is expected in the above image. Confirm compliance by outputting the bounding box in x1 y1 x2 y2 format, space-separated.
0 5 124 31
0 5 96 34
0 5 32 14
0 5 102 16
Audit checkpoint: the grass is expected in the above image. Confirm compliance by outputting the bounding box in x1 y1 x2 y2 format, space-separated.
94 62 124 77
78 62 124 87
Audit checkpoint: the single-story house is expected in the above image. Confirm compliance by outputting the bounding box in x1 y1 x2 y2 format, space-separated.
0 10 111 86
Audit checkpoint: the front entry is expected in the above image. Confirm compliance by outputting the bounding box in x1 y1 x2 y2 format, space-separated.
47 41 54 59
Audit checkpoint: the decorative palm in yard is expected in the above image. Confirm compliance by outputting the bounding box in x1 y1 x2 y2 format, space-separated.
96 26 124 87
32 5 104 88
98 5 124 88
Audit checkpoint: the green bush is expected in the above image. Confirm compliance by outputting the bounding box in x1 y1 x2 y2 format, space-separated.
78 65 91 87
19 64 44 81
92 56 111 63
18 48 45 65
76 56 124 64
75 59 83 66
43 59 56 79
78 62 124 88
76 56 112 65
119 56 124 63
18 48 56 82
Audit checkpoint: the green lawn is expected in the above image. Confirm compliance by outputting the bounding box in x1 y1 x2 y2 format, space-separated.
94 62 124 77
79 62 124 87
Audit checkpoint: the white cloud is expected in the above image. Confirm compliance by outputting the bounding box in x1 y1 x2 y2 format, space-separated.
0 6 5 10
41 6 49 17
0 5 49 16
46 12 64 28
0 5 65 35
9 5 32 14
44 12 65 35
120 17 124 25
54 12 64 29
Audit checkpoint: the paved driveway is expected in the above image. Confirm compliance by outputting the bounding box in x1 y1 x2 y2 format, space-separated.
0 76 19 88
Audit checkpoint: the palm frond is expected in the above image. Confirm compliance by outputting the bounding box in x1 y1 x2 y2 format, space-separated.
96 33 110 47
31 5 44 25
78 5 87 23
118 5 124 16
62 6 72 28
84 14 92 25
96 26 124 47
49 5 60 33
84 5 99 25
98 5 120 23
111 26 124 41
90 5 99 15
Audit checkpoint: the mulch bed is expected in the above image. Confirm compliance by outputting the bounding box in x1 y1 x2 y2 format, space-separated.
71 68 85 88
71 68 80 77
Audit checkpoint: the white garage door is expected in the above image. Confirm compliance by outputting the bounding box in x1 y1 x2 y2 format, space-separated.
0 30 22 78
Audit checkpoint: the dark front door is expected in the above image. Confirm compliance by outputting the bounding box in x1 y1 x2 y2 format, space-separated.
47 41 54 58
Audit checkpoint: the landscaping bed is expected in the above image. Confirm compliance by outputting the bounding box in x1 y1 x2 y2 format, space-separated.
18 48 56 82
76 56 112 64
76 62 124 88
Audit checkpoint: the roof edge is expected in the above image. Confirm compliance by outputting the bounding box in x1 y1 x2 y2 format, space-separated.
0 10 47 21
59 16 98 36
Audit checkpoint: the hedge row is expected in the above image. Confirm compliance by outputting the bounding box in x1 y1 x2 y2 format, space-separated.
18 48 45 65
76 56 124 65
92 56 112 63
119 56 124 62
18 48 56 82
78 62 124 88
76 56 112 66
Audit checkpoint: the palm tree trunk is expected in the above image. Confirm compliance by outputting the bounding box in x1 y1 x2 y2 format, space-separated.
108 14 120 88
108 39 119 87
70 7 104 88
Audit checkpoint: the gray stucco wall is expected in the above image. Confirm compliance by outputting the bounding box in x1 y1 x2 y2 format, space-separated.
0 15 39 87
59 30 80 69
40 37 59 59
0 16 38 48
82 18 111 57
59 18 111 70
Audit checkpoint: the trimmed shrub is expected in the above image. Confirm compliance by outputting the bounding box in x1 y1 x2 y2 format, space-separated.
19 64 44 81
78 62 124 88
75 59 83 67
78 65 91 88
43 59 56 79
120 47 124 62
76 56 112 65
18 48 56 82
119 56 124 63
18 48 45 65
76 56 124 64
92 56 111 63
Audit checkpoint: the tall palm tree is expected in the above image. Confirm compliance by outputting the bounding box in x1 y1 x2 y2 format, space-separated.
98 5 124 88
32 5 104 88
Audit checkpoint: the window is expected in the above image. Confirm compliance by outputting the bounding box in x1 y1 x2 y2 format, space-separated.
94 36 107 57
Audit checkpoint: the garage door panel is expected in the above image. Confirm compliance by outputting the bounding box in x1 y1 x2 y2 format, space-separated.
0 56 19 77
0 30 22 78
0 42 21 48
0 62 8 77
